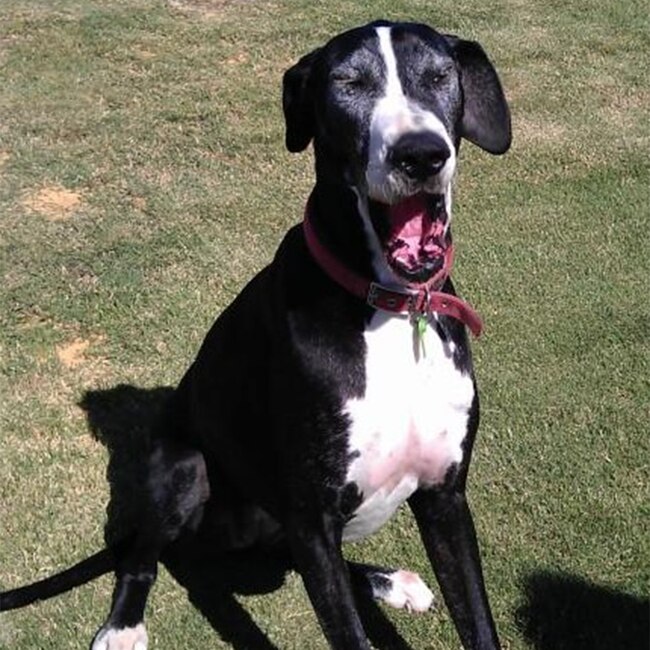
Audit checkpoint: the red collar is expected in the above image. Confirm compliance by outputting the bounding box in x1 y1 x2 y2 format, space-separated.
302 202 483 337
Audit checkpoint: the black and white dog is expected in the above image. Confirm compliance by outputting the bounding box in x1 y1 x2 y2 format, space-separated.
0 20 511 650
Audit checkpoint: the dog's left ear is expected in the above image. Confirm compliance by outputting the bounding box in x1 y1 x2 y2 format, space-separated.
282 48 321 153
445 35 512 154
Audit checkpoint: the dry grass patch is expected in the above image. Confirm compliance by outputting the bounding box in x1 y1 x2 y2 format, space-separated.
56 338 93 369
54 334 111 386
600 86 650 134
167 0 249 18
513 114 568 147
22 185 82 221
0 616 16 646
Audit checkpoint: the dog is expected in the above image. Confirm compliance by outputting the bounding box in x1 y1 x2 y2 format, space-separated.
0 19 511 650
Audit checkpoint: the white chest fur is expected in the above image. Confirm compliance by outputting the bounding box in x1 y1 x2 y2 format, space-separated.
342 311 474 542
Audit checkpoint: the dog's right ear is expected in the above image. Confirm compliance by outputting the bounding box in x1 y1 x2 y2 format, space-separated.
282 48 321 153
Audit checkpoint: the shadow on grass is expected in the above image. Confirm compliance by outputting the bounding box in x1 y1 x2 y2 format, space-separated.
80 384 414 650
516 570 649 650
80 384 171 543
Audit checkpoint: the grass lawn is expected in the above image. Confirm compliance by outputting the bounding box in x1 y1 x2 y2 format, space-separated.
0 0 648 648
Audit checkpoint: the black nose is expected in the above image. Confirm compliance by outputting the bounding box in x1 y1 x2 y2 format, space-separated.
388 132 450 181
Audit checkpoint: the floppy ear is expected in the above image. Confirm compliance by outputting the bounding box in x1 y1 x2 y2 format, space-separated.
445 35 512 154
282 48 321 153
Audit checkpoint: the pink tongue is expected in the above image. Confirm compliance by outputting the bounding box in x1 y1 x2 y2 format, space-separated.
387 194 446 267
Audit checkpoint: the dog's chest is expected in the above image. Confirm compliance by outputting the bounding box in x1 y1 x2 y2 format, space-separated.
342 313 474 541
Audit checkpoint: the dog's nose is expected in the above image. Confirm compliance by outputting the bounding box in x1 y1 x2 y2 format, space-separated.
388 132 450 181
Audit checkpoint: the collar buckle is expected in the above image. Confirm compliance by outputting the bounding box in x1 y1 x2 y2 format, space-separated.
367 282 419 313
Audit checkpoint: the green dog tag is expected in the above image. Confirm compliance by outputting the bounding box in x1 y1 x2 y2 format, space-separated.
415 314 427 358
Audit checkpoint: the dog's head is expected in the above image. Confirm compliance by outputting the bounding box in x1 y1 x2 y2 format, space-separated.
283 21 511 283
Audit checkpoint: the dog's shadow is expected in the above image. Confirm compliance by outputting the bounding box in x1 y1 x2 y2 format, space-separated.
79 384 413 650
516 570 649 650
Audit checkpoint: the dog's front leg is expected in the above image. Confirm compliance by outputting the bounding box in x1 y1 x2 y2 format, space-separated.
409 489 500 650
287 512 371 650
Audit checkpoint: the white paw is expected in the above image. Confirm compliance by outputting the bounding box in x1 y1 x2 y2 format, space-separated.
382 570 434 612
91 623 148 650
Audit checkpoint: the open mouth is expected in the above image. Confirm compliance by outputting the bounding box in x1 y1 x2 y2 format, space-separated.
384 192 450 283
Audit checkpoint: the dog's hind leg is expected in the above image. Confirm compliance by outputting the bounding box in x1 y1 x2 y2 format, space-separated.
91 439 209 650
348 562 434 613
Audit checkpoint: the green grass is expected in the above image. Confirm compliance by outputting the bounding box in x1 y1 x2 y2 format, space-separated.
0 1 648 649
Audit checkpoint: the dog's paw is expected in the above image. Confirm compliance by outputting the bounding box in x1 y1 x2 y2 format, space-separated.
91 623 148 650
380 570 434 612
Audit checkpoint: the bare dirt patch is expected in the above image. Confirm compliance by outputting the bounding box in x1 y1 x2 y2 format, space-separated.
56 338 92 368
22 185 82 221
55 333 105 367
0 151 9 171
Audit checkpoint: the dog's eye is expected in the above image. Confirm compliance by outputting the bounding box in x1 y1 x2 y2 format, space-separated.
332 73 371 92
422 70 447 87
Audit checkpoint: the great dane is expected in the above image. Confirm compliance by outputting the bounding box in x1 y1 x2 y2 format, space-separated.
0 19 511 650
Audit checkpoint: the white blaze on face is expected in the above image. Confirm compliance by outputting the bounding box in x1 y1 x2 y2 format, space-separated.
366 26 457 204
